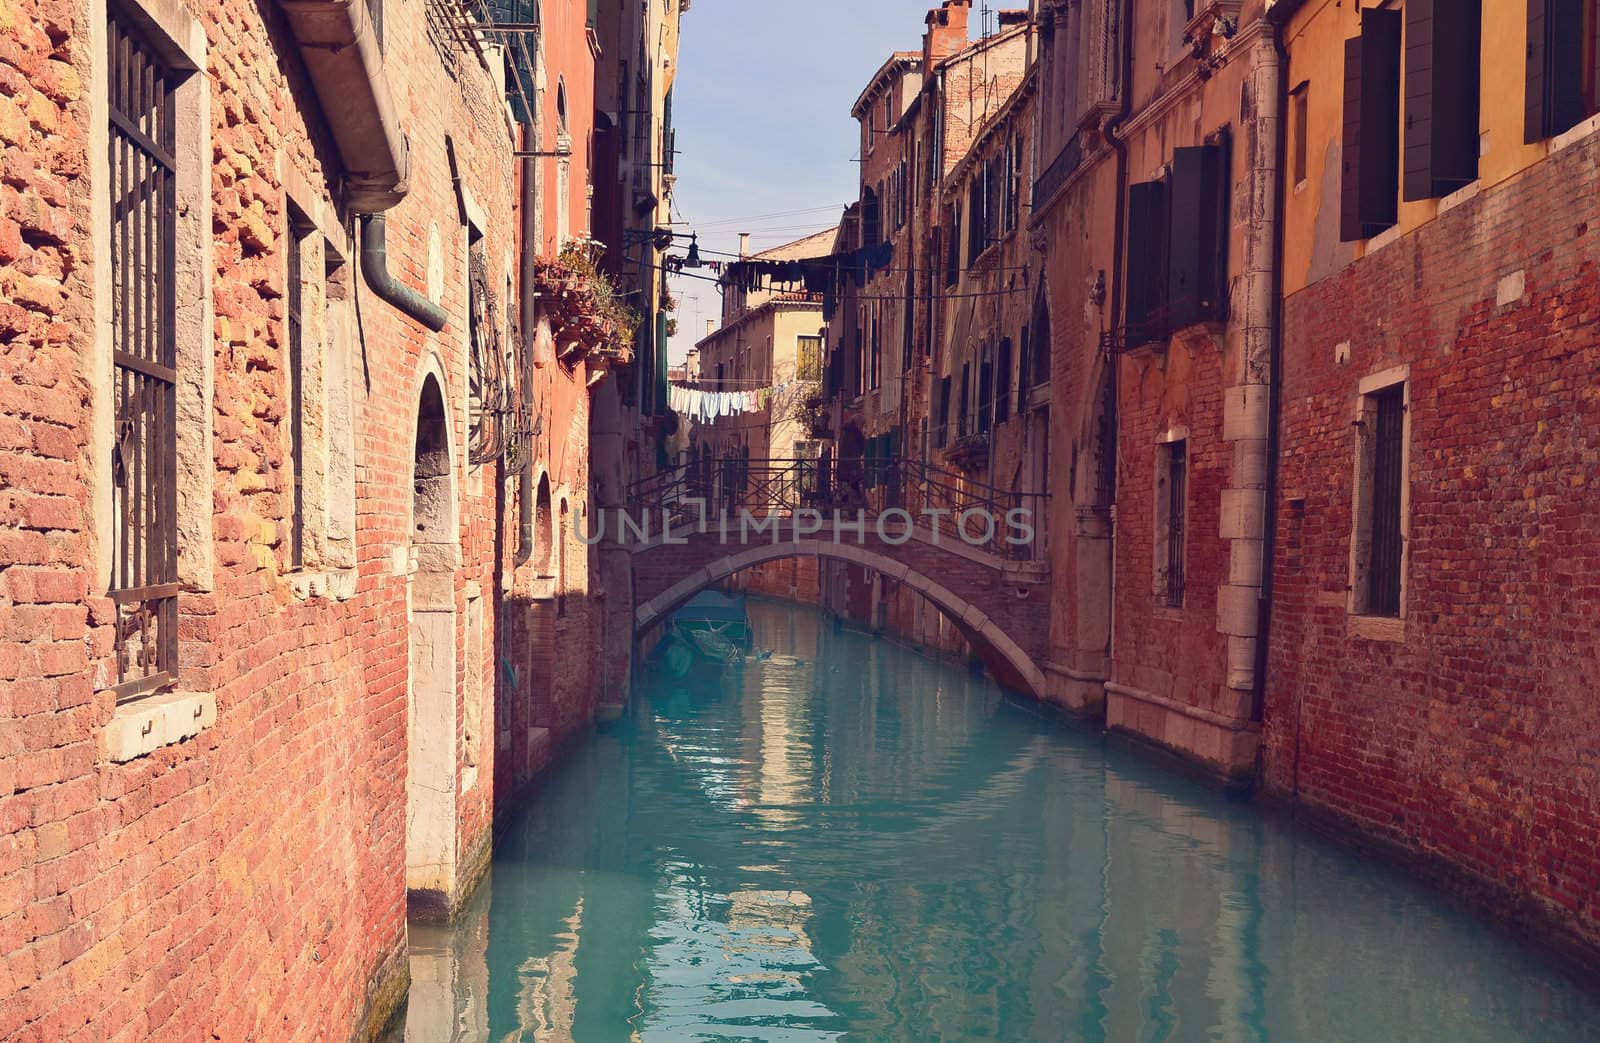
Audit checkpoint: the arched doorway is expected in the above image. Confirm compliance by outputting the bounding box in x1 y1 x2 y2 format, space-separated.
408 373 461 921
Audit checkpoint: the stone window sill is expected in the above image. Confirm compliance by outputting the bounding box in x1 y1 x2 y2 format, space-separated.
1348 614 1405 643
103 690 217 764
288 567 357 601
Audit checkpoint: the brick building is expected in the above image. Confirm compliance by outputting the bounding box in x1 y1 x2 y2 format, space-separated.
1262 0 1600 968
818 1 1039 653
0 0 658 1038
804 0 1600 970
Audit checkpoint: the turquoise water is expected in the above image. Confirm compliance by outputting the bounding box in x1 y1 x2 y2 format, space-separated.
402 600 1600 1041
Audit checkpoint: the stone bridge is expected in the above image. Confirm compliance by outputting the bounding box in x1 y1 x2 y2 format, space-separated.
622 510 1052 698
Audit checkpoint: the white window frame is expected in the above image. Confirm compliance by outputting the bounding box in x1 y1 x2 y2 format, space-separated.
1347 365 1411 641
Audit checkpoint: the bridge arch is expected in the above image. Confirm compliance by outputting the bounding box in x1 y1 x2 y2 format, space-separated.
633 539 1048 699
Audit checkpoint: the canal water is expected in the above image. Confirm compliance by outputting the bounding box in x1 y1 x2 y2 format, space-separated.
401 599 1600 1041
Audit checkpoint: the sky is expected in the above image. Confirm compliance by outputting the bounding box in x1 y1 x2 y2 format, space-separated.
664 0 968 364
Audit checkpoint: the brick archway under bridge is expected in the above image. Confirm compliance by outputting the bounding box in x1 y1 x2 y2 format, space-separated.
627 522 1052 698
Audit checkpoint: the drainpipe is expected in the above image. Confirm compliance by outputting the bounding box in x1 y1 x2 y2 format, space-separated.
1101 0 1137 687
360 216 448 332
275 0 449 331
1257 3 1303 737
517 119 539 564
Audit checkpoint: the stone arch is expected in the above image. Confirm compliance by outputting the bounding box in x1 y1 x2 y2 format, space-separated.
533 471 554 575
635 541 1048 699
1028 279 1053 390
408 368 462 921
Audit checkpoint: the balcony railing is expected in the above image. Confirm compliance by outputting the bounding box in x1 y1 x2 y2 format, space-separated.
1032 130 1083 209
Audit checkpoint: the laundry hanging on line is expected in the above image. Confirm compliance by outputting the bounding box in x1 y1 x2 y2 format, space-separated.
668 382 787 425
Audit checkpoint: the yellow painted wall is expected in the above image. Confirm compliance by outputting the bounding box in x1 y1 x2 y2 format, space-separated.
1282 0 1571 296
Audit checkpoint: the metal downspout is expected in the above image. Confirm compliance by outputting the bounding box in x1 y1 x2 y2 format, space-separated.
359 216 448 331
1101 0 1137 690
518 119 539 564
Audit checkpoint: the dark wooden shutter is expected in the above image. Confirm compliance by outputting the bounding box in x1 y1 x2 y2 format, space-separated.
1527 0 1550 141
1403 0 1437 199
1125 180 1169 338
1342 10 1402 240
1167 138 1228 328
1341 33 1366 240
1551 0 1590 133
996 338 1012 424
1525 0 1589 141
1405 0 1482 200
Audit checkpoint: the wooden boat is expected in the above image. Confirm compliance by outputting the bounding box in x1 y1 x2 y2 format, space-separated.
651 590 751 678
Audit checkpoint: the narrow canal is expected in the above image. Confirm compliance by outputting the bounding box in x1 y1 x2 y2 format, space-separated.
400 600 1600 1041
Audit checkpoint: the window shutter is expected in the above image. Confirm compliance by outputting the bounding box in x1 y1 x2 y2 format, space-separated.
1550 0 1590 135
1403 0 1436 199
1526 0 1549 141
997 338 1013 424
1016 325 1030 415
1167 139 1228 328
1125 180 1169 337
1405 0 1482 201
1341 33 1365 240
1342 10 1402 241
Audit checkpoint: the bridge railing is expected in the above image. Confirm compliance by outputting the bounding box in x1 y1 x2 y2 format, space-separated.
626 456 1049 561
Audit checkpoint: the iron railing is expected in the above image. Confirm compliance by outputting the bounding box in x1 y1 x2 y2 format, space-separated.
109 7 180 700
628 456 1049 561
1033 129 1083 208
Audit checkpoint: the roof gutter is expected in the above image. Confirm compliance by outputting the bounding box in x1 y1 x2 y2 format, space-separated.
276 0 448 331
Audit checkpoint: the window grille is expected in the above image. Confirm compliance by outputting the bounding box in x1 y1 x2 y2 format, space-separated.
1366 385 1405 616
1165 442 1187 608
108 7 180 701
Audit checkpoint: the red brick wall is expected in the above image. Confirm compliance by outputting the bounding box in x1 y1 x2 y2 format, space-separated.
1264 130 1600 962
0 0 605 1038
1112 338 1234 710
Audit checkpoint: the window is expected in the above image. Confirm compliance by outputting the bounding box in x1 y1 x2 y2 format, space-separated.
1156 439 1188 607
868 302 882 390
862 186 882 247
1525 0 1600 141
935 377 952 448
944 204 961 286
977 349 994 433
1353 378 1408 618
1340 10 1402 240
957 362 971 437
108 7 182 700
1402 0 1482 201
1124 132 1231 344
797 335 823 381
1291 82 1309 186
901 268 915 369
1171 0 1196 56
1030 290 1052 391
286 206 313 567
996 338 1013 424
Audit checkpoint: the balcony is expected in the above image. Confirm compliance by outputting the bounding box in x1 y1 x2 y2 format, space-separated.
1032 130 1083 210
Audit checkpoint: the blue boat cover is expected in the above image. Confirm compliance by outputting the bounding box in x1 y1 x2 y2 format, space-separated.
673 589 748 625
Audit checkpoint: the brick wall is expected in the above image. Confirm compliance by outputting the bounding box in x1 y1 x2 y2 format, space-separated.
0 0 607 1038
1264 128 1600 964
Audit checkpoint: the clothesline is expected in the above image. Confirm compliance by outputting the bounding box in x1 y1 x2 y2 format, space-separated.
667 380 805 425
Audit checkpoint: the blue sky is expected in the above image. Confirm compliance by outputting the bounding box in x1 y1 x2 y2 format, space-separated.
665 0 951 362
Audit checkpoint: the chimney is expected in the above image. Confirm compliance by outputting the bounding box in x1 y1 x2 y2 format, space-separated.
706 319 716 337
923 0 971 67
738 233 751 259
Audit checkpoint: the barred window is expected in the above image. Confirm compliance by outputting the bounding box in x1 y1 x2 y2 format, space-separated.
108 7 181 700
1355 382 1407 618
1156 440 1188 608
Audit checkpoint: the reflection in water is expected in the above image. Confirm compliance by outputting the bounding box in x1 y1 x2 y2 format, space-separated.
403 600 1600 1041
